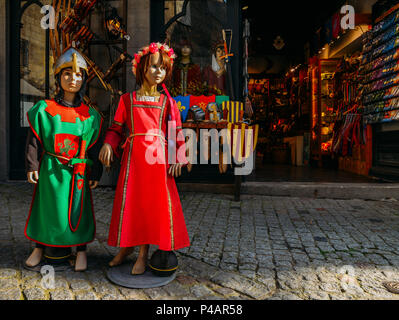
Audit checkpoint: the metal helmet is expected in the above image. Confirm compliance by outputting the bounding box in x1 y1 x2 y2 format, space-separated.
54 48 88 75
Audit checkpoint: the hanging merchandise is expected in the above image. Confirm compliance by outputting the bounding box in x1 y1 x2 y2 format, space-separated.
50 0 133 129
360 8 399 124
329 51 366 160
242 19 253 118
332 114 359 156
189 95 216 111
221 29 235 100
173 95 191 122
221 101 244 123
104 7 131 40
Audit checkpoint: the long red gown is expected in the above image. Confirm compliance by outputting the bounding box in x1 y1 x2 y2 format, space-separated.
105 91 190 251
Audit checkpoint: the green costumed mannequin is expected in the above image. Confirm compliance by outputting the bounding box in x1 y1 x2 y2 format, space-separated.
24 48 103 272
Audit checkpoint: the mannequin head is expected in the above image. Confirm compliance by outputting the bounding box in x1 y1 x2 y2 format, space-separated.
53 48 88 107
55 68 87 106
181 45 192 58
60 68 84 93
177 40 193 65
178 39 192 55
214 45 225 63
145 52 167 86
135 50 173 87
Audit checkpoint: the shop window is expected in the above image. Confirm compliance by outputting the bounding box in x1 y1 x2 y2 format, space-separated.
163 0 230 97
19 0 54 127
20 39 29 71
164 0 185 22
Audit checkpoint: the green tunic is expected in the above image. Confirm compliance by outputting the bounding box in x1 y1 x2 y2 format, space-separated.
25 99 102 247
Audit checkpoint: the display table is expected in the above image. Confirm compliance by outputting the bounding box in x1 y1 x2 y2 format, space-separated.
180 120 258 200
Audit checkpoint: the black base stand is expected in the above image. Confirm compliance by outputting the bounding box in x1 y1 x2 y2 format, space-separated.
106 262 176 289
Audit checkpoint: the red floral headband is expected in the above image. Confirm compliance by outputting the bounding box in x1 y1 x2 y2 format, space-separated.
132 42 177 75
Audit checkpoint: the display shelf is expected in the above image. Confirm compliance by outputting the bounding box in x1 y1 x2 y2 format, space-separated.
359 49 399 75
362 59 399 84
363 84 399 105
361 6 399 124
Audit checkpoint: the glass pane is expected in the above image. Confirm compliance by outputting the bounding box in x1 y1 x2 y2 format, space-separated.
20 1 53 127
164 0 229 97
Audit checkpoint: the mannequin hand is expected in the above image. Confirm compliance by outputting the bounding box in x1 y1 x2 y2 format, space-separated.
89 180 98 189
168 163 184 178
27 171 39 184
99 143 114 168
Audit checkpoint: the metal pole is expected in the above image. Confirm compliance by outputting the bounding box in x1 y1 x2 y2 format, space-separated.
46 28 50 98
243 19 250 102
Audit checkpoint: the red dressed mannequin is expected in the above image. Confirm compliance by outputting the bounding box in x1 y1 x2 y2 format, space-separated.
99 43 190 275
171 40 202 96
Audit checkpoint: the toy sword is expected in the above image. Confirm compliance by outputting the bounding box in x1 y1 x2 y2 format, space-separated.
221 29 235 100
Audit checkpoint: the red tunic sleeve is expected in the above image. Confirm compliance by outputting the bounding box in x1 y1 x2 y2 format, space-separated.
104 94 128 159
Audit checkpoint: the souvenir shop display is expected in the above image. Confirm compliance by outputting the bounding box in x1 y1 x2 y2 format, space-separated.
170 40 203 97
104 7 130 41
99 43 189 288
162 12 252 189
248 79 269 148
248 77 281 163
206 102 224 122
248 78 269 124
187 105 206 122
243 19 251 116
173 95 191 122
24 48 103 272
331 54 365 159
216 95 230 106
175 92 259 175
266 78 298 163
306 58 339 167
360 9 399 124
221 101 245 123
304 52 370 174
358 4 399 180
190 94 216 111
50 0 131 128
202 41 228 96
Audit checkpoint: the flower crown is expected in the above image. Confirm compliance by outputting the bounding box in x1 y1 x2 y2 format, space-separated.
132 42 177 75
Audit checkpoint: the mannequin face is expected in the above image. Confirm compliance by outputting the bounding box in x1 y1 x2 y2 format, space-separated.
181 45 192 57
215 47 224 61
60 68 83 93
144 51 166 86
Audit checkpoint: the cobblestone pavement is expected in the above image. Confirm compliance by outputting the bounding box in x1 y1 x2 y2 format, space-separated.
2 181 399 300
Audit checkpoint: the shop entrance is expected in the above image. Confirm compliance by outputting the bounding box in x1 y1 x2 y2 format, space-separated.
237 0 399 185
245 58 377 184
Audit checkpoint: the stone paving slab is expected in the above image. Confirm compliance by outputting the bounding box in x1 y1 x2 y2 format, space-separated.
242 181 399 201
1 182 399 300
